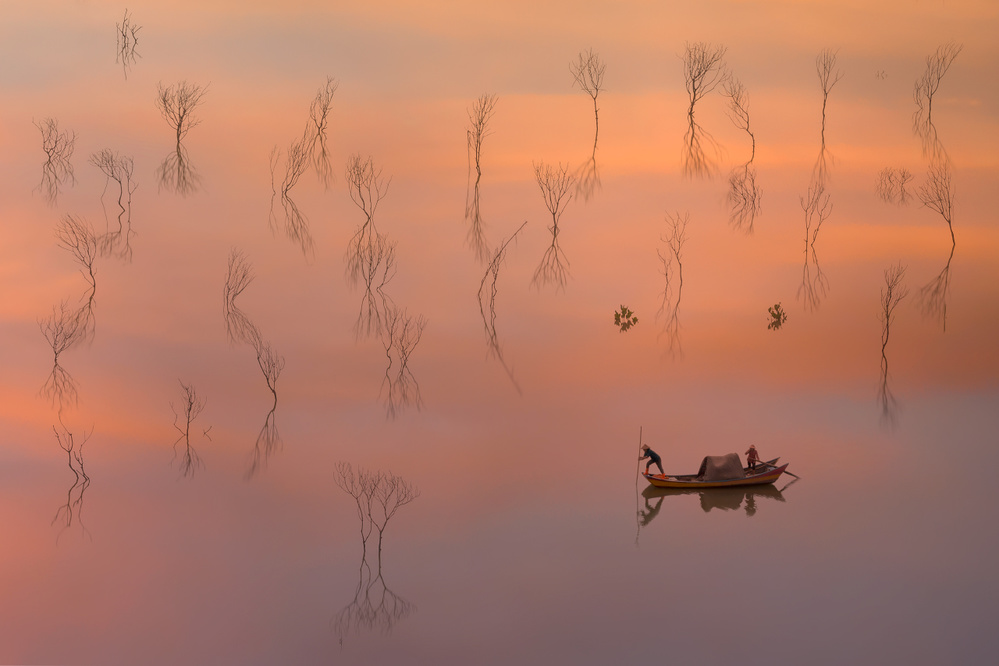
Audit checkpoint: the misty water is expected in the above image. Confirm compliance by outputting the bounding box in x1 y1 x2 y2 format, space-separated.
2 2 998 664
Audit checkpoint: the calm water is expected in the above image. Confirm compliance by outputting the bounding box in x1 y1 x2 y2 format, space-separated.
2 2 998 664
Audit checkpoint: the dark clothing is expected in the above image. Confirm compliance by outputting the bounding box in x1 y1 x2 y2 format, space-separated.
641 447 664 475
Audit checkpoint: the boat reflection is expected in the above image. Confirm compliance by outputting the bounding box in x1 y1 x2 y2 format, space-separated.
640 481 792 521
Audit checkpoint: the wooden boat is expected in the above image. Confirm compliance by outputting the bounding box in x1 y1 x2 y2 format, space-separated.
643 456 789 489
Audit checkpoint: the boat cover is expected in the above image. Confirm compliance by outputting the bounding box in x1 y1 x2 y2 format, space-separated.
696 453 745 481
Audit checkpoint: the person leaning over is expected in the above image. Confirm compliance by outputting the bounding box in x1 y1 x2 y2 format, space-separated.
640 444 664 475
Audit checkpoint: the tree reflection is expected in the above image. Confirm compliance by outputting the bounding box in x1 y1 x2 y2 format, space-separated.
465 94 498 263
531 161 574 291
796 181 831 312
570 48 605 202
222 249 286 476
722 74 761 233
332 462 419 642
917 161 956 332
115 9 141 79
478 221 527 395
876 167 914 206
913 42 962 163
155 81 208 195
813 48 842 186
51 423 92 542
381 306 427 419
90 149 137 261
35 118 76 206
680 42 727 179
878 263 909 429
657 211 687 358
171 380 207 477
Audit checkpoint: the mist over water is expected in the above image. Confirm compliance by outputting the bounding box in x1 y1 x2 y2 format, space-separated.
2 1 998 664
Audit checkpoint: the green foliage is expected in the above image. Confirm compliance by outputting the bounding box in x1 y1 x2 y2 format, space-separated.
768 302 788 331
614 305 638 332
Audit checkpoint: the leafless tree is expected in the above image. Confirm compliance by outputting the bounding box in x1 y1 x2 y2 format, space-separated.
115 9 141 79
531 161 574 291
913 42 962 162
570 49 605 201
345 154 392 287
256 341 285 409
353 233 397 341
479 221 528 394
223 248 261 348
308 76 339 189
171 380 207 477
813 48 843 185
155 81 208 195
333 462 419 641
465 94 498 263
722 75 761 232
680 42 727 179
90 149 138 261
35 118 76 206
797 181 832 312
51 423 92 542
878 263 909 428
876 167 914 206
917 161 956 331
38 301 86 415
381 306 427 419
657 211 688 358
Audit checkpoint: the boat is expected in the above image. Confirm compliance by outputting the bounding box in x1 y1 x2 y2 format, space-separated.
643 453 789 489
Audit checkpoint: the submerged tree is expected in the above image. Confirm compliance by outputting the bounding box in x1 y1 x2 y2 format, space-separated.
681 42 727 179
657 211 688 358
35 118 76 206
570 48 605 201
876 167 914 206
813 48 843 185
722 74 762 232
345 154 392 286
333 462 420 642
916 161 956 331
51 423 92 542
478 221 528 395
878 263 909 428
115 9 141 79
155 81 208 195
171 380 207 478
38 301 86 414
90 149 138 261
913 42 962 162
531 161 575 291
465 94 498 263
381 306 427 419
797 181 832 312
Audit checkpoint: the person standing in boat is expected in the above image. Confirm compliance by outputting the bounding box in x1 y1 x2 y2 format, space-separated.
745 444 760 472
640 444 664 475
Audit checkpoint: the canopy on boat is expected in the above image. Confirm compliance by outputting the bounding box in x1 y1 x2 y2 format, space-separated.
696 453 744 481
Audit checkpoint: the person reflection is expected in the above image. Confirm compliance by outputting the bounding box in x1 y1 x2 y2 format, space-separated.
638 494 664 527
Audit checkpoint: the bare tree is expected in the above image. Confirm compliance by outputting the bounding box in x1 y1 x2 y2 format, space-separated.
35 118 76 206
223 248 261 348
51 423 92 542
465 94 498 262
308 76 339 189
381 306 427 419
478 221 528 394
115 9 141 79
333 462 419 642
722 75 761 232
155 81 208 195
797 181 832 312
353 233 397 341
876 167 914 206
345 154 392 287
657 211 688 358
913 42 962 162
570 49 605 201
171 380 207 477
256 341 285 409
917 161 956 331
90 149 138 261
680 42 727 178
531 161 575 291
38 301 86 414
878 263 909 428
814 48 843 185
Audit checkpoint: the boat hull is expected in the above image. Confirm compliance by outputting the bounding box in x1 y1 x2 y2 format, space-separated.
643 460 788 489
